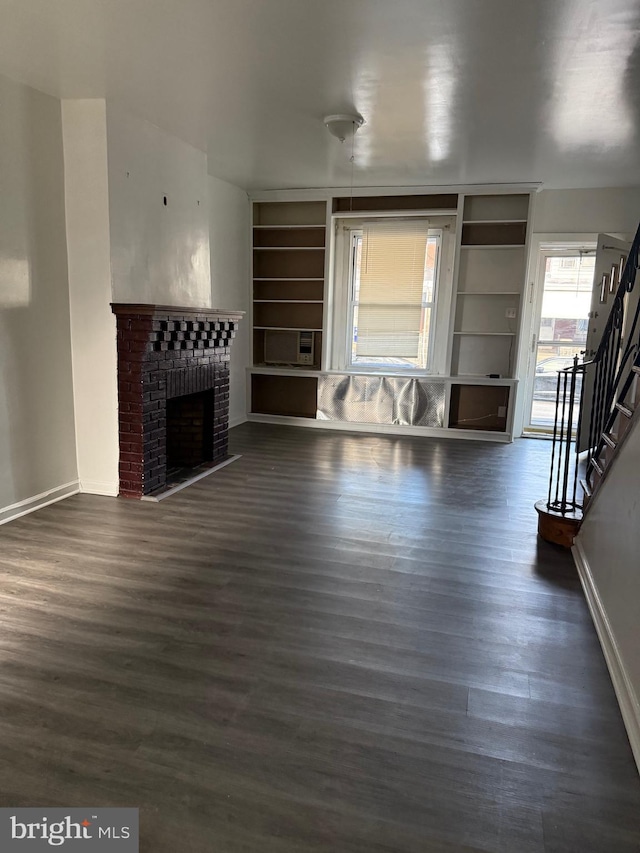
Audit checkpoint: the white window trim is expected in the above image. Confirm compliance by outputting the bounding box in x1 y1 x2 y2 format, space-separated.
329 215 457 375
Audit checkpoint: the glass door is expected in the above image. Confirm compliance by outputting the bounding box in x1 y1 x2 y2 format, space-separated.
525 250 595 433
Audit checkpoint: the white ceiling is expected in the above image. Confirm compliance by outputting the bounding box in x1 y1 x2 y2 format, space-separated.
1 0 640 191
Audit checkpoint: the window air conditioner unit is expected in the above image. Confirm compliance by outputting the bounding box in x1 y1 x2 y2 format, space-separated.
264 330 315 366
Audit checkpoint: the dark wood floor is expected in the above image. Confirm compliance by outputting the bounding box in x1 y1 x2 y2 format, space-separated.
1 423 639 852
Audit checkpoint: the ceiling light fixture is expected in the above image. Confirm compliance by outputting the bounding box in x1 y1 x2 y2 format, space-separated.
323 114 365 143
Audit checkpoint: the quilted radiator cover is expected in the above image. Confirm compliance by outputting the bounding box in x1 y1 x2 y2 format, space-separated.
317 375 445 427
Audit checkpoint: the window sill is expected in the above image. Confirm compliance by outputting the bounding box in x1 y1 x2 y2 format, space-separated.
248 366 519 385
334 367 437 379
329 369 518 384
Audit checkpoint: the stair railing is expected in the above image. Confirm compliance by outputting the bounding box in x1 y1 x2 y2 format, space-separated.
585 223 640 485
545 221 640 516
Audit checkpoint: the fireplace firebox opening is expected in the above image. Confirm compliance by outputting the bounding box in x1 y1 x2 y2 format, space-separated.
166 390 214 471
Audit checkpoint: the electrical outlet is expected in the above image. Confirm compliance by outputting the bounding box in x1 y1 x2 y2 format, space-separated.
498 405 507 418
505 307 517 319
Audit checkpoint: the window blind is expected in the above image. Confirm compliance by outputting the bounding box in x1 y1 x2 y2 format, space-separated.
356 219 429 358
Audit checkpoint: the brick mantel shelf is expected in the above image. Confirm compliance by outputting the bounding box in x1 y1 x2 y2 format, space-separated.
111 303 244 498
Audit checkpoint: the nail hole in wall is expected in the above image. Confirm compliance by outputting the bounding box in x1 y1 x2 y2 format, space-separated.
163 195 168 206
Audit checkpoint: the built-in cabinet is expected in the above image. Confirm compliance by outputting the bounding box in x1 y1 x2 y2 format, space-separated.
252 201 326 374
448 193 529 434
451 194 528 380
249 189 532 440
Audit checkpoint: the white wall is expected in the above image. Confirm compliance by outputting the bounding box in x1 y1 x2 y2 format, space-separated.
1 87 262 513
208 176 250 427
106 106 211 307
61 102 220 496
574 416 640 771
533 187 640 237
0 74 79 520
62 100 119 496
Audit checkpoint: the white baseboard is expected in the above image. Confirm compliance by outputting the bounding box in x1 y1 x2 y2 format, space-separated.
247 413 512 443
573 538 640 774
0 480 80 526
79 480 119 497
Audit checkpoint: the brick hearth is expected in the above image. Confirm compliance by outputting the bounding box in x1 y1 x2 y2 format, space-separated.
111 304 243 498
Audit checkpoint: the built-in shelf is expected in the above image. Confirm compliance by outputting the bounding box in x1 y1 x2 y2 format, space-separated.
451 333 516 379
251 373 319 419
254 280 324 301
249 191 532 439
453 200 526 385
252 199 327 389
462 194 529 223
253 201 326 227
461 221 527 247
333 194 458 214
449 383 510 432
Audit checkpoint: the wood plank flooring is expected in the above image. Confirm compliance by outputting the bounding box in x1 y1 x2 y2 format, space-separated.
1 422 639 852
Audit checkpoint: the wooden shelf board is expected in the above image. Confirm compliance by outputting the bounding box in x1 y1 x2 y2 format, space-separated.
253 225 326 230
448 423 508 433
462 219 528 225
447 427 509 437
249 367 517 383
254 278 324 281
250 365 321 375
452 374 516 382
253 247 325 251
251 411 317 419
460 245 526 250
333 208 456 219
538 339 584 345
254 326 324 331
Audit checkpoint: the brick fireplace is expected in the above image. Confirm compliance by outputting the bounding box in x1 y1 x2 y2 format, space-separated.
111 304 243 498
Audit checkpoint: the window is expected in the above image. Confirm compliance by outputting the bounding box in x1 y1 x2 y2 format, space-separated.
343 220 441 370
